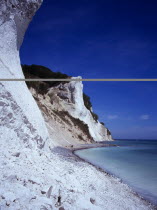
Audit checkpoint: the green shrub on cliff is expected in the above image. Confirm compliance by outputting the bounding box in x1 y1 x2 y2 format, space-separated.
83 93 92 111
107 128 111 136
83 93 99 122
91 112 99 122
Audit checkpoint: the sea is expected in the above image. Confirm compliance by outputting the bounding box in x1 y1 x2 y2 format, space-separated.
75 140 157 205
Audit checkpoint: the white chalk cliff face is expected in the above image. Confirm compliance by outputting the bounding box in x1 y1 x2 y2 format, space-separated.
47 77 113 142
0 0 50 149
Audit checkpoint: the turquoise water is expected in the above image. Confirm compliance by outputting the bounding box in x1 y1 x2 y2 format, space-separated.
75 140 157 205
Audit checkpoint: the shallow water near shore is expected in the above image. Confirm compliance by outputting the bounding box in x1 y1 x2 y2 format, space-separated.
75 140 157 205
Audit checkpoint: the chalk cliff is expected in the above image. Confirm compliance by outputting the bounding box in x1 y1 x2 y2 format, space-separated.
47 77 112 142
22 65 113 146
0 0 50 150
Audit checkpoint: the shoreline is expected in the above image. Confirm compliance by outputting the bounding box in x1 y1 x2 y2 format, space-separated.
68 142 117 150
70 143 157 209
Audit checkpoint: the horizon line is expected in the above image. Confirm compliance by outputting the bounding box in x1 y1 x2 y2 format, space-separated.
1 78 157 82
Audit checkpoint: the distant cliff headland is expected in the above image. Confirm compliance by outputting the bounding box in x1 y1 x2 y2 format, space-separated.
22 64 113 146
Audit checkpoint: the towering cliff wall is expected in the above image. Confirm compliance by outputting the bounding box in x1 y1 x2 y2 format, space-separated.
0 0 50 149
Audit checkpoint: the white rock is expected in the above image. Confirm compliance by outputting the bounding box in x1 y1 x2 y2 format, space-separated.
0 0 50 150
48 77 113 141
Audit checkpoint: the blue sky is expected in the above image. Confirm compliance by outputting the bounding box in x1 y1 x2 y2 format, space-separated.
21 0 157 139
